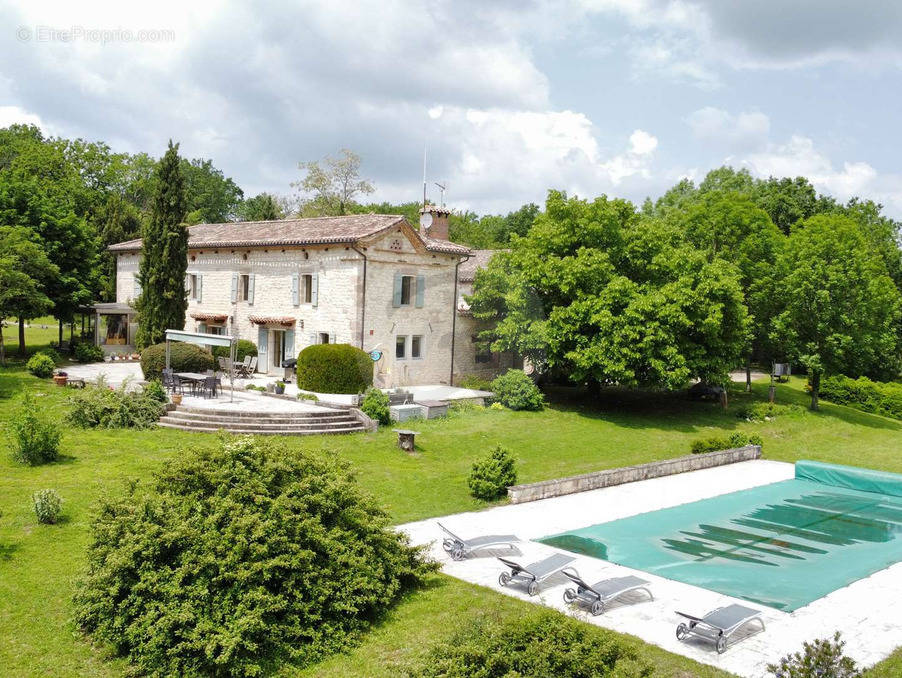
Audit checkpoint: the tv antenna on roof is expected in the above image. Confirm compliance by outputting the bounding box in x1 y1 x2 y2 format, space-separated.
422 142 427 209
434 181 446 207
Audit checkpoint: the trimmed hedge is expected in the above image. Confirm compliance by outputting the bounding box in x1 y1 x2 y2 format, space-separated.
296 344 373 394
407 609 652 677
690 431 763 454
819 375 902 420
212 339 257 363
73 436 434 676
140 342 214 381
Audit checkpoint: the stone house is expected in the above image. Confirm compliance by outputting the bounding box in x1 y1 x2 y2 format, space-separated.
108 206 512 387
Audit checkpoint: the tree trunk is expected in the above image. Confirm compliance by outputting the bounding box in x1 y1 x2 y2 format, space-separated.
58 319 63 346
810 371 820 411
0 321 5 364
18 316 26 356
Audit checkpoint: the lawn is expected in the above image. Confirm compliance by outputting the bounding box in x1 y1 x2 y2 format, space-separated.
2 360 902 676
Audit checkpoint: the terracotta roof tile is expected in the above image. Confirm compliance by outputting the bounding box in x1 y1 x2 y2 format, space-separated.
458 249 499 281
109 214 471 256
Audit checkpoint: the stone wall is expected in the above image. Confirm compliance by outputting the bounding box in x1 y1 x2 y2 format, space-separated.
452 280 519 384
507 445 762 504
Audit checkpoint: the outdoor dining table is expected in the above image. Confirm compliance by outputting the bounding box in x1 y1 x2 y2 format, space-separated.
174 372 220 396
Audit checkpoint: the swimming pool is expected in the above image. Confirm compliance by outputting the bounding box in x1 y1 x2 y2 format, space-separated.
539 461 902 611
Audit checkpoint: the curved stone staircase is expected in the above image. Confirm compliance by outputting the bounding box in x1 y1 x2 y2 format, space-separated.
158 404 367 435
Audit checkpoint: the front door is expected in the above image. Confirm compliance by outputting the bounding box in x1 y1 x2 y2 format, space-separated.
271 330 284 372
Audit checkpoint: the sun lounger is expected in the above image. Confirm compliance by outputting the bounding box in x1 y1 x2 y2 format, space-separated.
675 604 765 654
497 553 575 596
437 522 519 561
561 568 653 615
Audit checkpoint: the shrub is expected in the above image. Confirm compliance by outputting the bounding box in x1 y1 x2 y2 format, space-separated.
74 342 104 363
73 436 434 676
39 347 62 365
458 374 493 391
735 401 803 422
296 343 373 394
297 392 318 401
245 384 266 392
67 382 166 429
26 352 56 378
407 609 652 678
767 632 858 678
32 489 62 525
819 375 902 420
140 342 214 381
212 339 257 363
360 387 390 426
468 445 518 500
490 370 543 411
9 392 61 465
690 431 763 454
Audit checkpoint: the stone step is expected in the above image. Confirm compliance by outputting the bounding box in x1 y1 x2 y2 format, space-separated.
159 415 360 432
174 405 348 420
166 410 356 426
157 421 366 436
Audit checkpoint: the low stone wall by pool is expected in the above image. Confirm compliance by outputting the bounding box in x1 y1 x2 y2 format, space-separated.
507 445 762 504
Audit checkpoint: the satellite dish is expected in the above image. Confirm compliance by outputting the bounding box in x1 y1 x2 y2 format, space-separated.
419 212 433 229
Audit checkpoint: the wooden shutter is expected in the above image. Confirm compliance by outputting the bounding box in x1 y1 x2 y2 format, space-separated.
311 273 319 307
231 273 238 303
248 274 256 305
197 275 203 303
291 272 299 306
392 272 402 307
415 274 425 308
257 327 268 366
284 329 295 361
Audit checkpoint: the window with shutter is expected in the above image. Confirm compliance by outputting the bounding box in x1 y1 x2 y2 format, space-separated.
415 275 425 308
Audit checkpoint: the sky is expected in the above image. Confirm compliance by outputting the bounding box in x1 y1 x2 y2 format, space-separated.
1 0 901 216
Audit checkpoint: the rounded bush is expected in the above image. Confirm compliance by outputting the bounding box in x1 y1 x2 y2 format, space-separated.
26 352 56 378
408 609 652 677
490 369 544 411
468 444 518 501
296 344 373 394
40 348 62 365
360 387 390 426
74 342 104 363
10 392 61 465
212 339 257 363
73 436 434 677
33 489 62 525
140 342 214 381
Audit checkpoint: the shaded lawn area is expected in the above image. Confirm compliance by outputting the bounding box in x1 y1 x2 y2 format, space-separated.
2 367 902 676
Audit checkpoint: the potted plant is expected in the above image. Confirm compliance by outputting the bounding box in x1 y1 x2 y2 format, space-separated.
53 370 68 387
275 381 286 395
171 392 183 406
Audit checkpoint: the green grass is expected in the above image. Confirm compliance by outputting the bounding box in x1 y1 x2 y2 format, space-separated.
2 364 902 676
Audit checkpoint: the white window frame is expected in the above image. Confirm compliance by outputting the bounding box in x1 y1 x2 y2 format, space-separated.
399 275 413 306
303 274 313 304
187 273 198 300
239 274 250 302
395 335 407 359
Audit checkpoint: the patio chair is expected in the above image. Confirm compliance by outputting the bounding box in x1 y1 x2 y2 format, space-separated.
561 568 653 615
217 357 231 373
162 368 174 392
437 522 519 561
675 604 765 654
235 356 253 377
247 356 258 374
497 553 575 596
201 376 217 399
170 374 186 395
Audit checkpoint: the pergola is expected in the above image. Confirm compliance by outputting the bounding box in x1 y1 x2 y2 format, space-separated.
164 329 238 403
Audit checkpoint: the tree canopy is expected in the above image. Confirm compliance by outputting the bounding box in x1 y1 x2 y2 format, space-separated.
469 191 750 389
293 148 374 216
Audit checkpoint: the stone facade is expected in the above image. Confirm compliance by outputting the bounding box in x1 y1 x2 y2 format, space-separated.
112 213 496 387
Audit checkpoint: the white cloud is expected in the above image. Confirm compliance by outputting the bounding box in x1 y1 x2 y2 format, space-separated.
629 129 658 155
686 107 770 151
0 105 44 129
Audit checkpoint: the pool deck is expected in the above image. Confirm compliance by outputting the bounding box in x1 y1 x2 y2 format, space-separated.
399 460 902 677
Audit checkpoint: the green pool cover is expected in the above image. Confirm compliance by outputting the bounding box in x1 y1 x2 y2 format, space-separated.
539 461 902 611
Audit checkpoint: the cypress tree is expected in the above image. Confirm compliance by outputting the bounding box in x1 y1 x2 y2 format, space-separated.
135 141 188 349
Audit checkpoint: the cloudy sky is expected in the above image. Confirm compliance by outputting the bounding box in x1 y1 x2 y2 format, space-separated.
2 0 901 216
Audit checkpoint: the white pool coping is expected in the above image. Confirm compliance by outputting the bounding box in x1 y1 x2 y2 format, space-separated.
399 460 902 677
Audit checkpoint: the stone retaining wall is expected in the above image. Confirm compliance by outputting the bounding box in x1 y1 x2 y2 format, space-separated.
507 445 762 504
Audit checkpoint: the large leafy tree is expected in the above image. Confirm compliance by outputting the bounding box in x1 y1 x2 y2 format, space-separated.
0 125 97 350
470 191 749 389
0 227 58 362
135 141 188 349
180 157 244 223
674 191 785 389
96 194 143 300
293 149 374 216
236 192 284 221
773 214 902 409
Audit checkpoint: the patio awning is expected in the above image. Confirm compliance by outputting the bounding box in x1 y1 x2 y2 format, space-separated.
248 315 296 326
190 312 229 323
82 302 136 314
164 329 234 348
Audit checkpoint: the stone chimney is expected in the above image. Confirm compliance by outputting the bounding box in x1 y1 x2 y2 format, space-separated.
418 204 451 241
